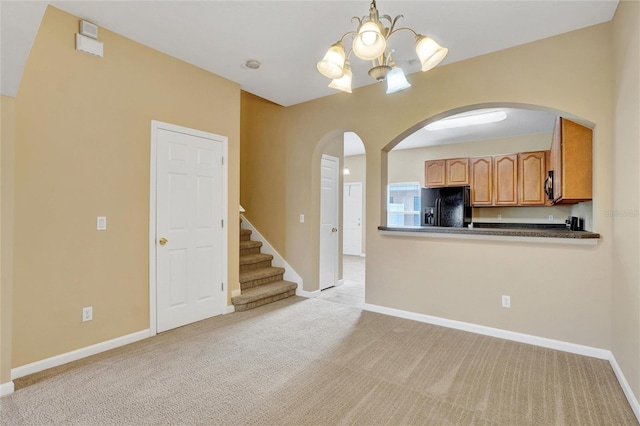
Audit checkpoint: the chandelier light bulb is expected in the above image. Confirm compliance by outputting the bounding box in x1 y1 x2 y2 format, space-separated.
329 60 353 93
415 35 448 72
386 67 411 94
317 41 346 79
352 21 386 60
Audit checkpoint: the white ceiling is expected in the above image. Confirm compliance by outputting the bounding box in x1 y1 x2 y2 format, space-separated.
1 1 619 106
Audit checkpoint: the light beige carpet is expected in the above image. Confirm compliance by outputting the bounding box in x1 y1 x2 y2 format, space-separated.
1 297 637 425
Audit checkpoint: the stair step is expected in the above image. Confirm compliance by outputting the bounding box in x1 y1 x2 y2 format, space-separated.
232 280 298 312
240 240 262 255
240 266 285 290
240 253 274 272
240 228 252 242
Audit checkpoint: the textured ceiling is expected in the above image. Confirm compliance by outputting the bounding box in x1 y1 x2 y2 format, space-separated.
2 1 619 106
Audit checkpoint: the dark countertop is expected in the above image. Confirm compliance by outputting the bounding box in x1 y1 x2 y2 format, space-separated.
378 224 600 239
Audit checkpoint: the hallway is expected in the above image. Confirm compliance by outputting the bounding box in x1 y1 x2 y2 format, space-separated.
316 255 365 308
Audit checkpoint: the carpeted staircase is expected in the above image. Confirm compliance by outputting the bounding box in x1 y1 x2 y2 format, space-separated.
232 224 297 312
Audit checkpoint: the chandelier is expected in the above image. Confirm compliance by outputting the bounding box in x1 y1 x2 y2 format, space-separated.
317 0 448 94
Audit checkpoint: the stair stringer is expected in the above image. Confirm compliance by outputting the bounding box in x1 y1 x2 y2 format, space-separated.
240 215 317 298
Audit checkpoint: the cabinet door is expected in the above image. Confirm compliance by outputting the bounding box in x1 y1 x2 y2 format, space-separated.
550 117 563 201
494 154 518 205
560 118 593 202
446 158 470 186
425 160 446 187
518 151 546 205
470 157 492 206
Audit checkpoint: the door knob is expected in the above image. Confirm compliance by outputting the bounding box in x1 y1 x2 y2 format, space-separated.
159 238 168 246
331 228 338 233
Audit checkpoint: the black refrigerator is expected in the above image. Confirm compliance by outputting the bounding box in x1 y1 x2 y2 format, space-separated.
421 186 472 228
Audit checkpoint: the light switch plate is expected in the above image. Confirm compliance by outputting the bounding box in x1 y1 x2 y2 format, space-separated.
97 216 107 230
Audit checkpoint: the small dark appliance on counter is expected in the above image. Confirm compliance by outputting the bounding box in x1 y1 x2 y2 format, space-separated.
421 186 472 228
566 216 584 231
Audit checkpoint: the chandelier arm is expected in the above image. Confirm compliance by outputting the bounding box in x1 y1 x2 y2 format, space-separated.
339 30 358 43
385 15 404 34
387 26 418 39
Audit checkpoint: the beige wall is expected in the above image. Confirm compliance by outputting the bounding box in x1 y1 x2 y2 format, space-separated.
242 22 615 353
240 92 287 250
1 96 16 385
11 6 240 367
612 0 640 400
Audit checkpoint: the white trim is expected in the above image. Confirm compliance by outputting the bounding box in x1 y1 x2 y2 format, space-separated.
336 279 345 287
610 353 640 422
359 253 366 257
149 121 229 336
379 230 599 245
231 289 241 298
0 381 15 397
298 289 321 298
363 303 610 359
226 305 235 314
240 214 304 293
11 329 150 380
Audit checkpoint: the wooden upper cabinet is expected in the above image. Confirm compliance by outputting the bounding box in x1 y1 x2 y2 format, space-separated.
470 157 492 206
446 158 470 186
494 154 518 205
518 151 547 205
425 158 469 187
425 160 446 187
551 117 593 204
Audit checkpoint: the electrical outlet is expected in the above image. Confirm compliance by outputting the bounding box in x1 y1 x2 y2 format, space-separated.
501 295 511 308
82 307 93 322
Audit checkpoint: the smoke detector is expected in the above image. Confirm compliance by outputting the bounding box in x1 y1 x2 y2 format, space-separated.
241 60 261 70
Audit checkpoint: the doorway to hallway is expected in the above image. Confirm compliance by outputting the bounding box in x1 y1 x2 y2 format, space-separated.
316 255 365 308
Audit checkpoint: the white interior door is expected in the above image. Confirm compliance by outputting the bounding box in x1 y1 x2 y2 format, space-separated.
343 182 362 256
320 155 339 290
155 126 225 333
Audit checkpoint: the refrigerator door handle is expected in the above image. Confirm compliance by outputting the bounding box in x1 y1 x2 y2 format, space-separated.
435 198 441 227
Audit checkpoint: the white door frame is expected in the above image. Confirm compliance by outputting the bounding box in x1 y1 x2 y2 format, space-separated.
149 120 228 336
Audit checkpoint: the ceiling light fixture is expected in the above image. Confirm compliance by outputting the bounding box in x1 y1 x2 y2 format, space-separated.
425 110 508 131
317 0 448 94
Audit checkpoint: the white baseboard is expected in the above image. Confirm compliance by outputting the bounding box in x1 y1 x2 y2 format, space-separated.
231 289 241 298
298 289 321 298
610 353 640 422
240 215 304 294
336 279 345 287
0 381 15 397
226 304 236 314
363 303 610 359
11 329 150 380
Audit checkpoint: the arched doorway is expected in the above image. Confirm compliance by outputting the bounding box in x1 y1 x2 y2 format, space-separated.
317 131 366 308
